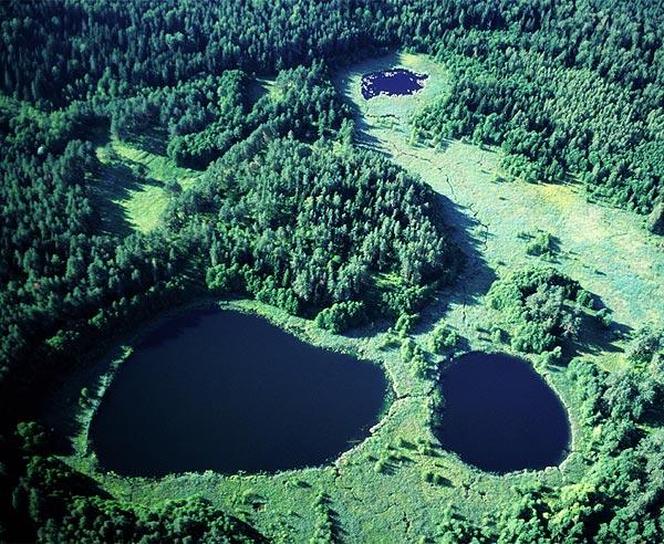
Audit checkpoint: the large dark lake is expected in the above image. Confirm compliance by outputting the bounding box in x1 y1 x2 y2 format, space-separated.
435 352 570 474
90 307 387 476
361 68 428 99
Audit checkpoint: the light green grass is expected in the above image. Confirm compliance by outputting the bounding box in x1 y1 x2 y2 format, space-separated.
339 51 664 370
49 296 577 543
94 138 200 234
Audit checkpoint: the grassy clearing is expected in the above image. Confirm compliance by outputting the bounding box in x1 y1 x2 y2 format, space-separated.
46 52 664 542
339 51 664 370
93 137 200 235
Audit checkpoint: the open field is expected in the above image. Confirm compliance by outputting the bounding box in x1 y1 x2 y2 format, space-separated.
338 51 664 371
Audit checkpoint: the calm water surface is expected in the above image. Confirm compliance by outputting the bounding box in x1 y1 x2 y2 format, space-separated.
361 68 428 99
90 307 387 476
435 352 570 473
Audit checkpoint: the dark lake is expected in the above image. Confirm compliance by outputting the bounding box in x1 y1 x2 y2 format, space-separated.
361 68 428 99
90 307 387 476
435 352 570 474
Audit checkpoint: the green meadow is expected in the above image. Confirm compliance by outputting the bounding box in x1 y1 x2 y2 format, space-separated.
93 137 200 235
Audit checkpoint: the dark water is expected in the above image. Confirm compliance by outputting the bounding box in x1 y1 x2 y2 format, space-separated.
90 307 387 476
435 352 570 473
361 68 428 99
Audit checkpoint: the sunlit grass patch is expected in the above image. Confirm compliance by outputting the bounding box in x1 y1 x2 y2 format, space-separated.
93 137 201 234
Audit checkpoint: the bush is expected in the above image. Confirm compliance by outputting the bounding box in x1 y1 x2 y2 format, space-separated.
429 323 460 353
596 308 613 329
315 301 367 334
205 264 243 294
394 313 419 337
536 346 562 367
627 325 663 365
401 338 435 378
576 289 594 309
526 231 554 257
488 266 583 354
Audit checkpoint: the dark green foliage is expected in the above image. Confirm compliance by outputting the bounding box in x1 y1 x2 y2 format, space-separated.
413 19 664 215
315 301 367 334
310 491 336 544
0 105 193 388
1 1 664 543
11 456 261 544
627 325 664 373
596 308 613 329
435 505 490 543
576 290 594 310
524 231 557 259
429 323 460 353
498 360 664 543
400 338 435 378
488 266 582 353
647 203 664 235
394 313 420 336
43 496 261 544
14 423 47 456
170 134 455 317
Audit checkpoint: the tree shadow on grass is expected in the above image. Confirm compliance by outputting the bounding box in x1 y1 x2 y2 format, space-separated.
125 126 169 155
415 192 498 335
565 311 632 362
345 190 496 340
90 146 166 236
333 52 404 152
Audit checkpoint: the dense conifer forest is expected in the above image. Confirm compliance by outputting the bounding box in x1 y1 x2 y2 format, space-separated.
1 1 663 542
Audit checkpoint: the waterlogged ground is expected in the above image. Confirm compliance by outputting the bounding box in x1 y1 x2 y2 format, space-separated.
52 53 664 543
339 51 664 370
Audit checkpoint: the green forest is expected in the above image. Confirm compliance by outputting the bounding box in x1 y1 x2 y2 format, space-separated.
1 0 663 542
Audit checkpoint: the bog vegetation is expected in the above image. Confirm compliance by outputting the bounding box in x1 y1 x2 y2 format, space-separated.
1 1 663 542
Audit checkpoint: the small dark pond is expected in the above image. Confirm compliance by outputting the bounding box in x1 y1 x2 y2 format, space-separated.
435 352 570 474
361 68 428 99
90 307 387 476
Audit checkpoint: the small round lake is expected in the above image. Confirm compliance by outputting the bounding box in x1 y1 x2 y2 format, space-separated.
361 68 428 99
435 352 570 474
90 307 388 476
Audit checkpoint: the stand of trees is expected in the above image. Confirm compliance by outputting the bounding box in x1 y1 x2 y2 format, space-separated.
487 266 586 354
413 33 663 214
5 423 263 543
172 133 456 319
0 53 456 544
